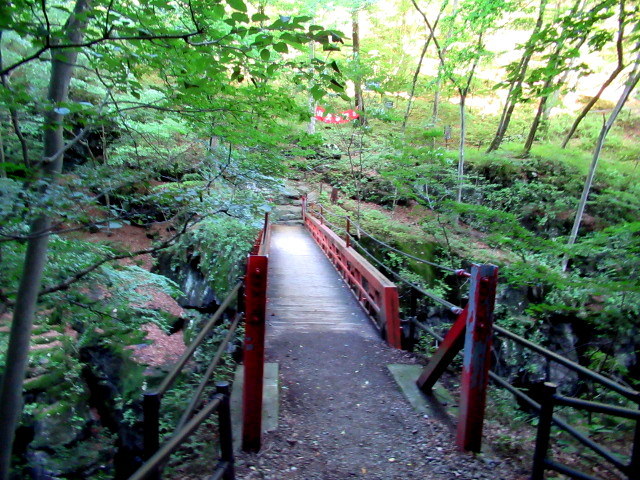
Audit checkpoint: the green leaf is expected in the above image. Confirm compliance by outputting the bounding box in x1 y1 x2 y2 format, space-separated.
252 13 269 22
211 4 225 18
310 85 325 101
273 42 288 54
231 12 249 23
322 43 340 52
328 79 344 92
226 0 247 12
260 49 270 61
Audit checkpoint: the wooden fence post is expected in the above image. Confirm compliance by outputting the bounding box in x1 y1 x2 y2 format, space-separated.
531 383 557 480
242 254 268 452
143 391 161 480
456 264 498 452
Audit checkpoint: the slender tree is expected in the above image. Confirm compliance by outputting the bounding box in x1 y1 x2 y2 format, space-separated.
403 2 445 129
0 2 91 476
562 0 629 148
487 0 549 152
563 45 640 271
412 0 508 203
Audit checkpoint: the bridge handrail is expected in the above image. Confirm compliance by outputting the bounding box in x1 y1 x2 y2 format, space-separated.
305 201 462 313
138 215 271 477
130 383 234 480
308 202 468 276
154 282 243 398
493 325 640 402
412 317 640 478
349 236 462 313
175 312 243 432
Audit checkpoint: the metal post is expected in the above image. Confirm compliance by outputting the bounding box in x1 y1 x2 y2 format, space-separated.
242 254 268 452
261 212 269 245
531 383 557 480
407 289 417 352
456 264 499 452
407 319 416 352
301 195 307 221
143 391 161 480
216 382 235 480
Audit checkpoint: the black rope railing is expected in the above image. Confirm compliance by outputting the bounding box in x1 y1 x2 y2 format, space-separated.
411 316 640 478
138 281 243 479
307 202 464 313
493 325 640 403
175 312 243 432
349 236 462 313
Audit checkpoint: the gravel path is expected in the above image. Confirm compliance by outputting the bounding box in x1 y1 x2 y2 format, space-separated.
235 225 526 480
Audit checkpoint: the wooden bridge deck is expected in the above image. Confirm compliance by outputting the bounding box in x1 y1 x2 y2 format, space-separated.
266 224 377 338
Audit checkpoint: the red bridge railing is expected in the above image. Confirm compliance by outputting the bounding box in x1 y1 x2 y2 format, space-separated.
302 198 402 349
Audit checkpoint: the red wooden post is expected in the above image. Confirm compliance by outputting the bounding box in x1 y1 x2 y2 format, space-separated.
345 217 351 248
416 306 468 392
456 264 498 452
242 254 268 452
382 286 402 349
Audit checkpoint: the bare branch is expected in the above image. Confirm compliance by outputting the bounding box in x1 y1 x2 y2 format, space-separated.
0 31 31 167
0 29 204 77
30 213 205 299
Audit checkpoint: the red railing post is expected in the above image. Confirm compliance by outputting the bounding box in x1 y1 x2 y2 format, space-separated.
345 217 351 248
382 286 402 349
456 264 498 452
242 253 268 452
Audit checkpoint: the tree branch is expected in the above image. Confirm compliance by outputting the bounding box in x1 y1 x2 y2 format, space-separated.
0 31 31 167
0 30 204 77
14 213 208 301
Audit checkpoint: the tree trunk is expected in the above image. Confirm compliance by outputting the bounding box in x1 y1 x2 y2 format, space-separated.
457 93 466 203
563 49 640 272
523 0 585 155
0 1 91 477
486 0 548 152
522 82 551 155
403 6 444 130
352 8 365 124
307 40 316 134
403 39 429 129
562 0 627 148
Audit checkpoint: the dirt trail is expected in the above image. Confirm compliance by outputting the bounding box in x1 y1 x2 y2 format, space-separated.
235 225 526 480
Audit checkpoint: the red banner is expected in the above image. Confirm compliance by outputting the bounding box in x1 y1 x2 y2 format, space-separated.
314 106 360 124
